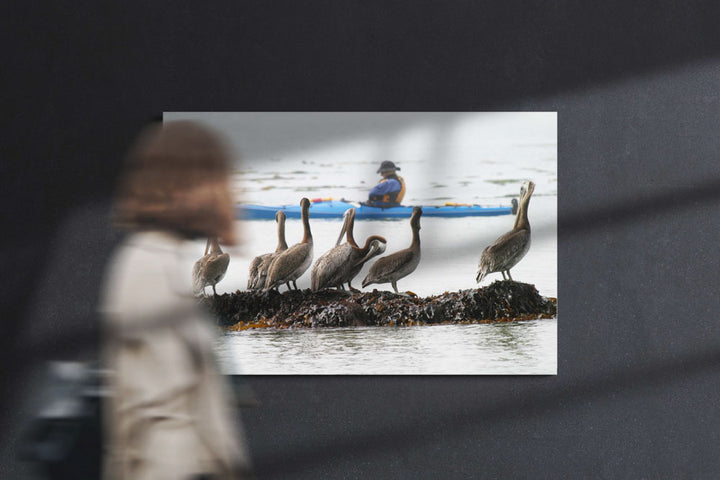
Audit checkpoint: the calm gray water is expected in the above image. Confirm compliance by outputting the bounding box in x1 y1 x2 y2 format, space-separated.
168 112 557 375
217 320 557 375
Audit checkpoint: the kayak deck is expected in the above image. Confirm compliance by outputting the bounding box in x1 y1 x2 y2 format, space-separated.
236 200 512 220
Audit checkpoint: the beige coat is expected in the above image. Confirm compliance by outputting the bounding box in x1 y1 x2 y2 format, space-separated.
100 231 251 480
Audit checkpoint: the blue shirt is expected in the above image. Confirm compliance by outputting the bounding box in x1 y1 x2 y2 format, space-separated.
369 178 401 198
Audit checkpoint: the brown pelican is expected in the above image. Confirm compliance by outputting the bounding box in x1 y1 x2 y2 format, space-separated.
264 198 313 291
311 208 356 292
311 208 387 291
192 237 230 296
362 207 422 294
476 180 535 283
247 210 288 289
343 236 387 291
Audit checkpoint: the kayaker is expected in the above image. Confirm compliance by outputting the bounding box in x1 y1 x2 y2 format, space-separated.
367 160 406 206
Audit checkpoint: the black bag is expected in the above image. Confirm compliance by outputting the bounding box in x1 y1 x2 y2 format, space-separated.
19 362 104 480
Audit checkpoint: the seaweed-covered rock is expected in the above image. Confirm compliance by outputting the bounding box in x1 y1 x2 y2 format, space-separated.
201 280 557 330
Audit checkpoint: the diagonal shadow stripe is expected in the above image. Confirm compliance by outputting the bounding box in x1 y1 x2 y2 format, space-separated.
560 179 720 234
250 346 720 476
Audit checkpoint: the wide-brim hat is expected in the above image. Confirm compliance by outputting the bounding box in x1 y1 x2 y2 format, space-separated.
377 160 400 173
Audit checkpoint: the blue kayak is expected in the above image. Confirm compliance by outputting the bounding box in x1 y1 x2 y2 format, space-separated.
236 200 513 220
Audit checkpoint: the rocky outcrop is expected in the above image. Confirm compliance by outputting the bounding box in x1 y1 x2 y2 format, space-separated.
203 280 557 330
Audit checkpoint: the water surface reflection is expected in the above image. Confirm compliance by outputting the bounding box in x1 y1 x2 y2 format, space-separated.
217 319 557 375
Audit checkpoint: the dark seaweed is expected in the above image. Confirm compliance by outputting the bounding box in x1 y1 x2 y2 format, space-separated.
203 280 557 330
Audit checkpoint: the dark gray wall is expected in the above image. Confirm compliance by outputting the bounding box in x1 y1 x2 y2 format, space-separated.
3 1 720 478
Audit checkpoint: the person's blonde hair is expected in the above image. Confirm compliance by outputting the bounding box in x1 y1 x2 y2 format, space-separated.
114 120 237 245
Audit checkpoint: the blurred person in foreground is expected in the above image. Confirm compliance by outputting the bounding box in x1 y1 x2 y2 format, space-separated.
100 121 253 479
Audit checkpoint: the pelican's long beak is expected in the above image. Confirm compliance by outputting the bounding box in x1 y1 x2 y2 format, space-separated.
335 222 347 246
353 241 386 267
336 213 350 246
